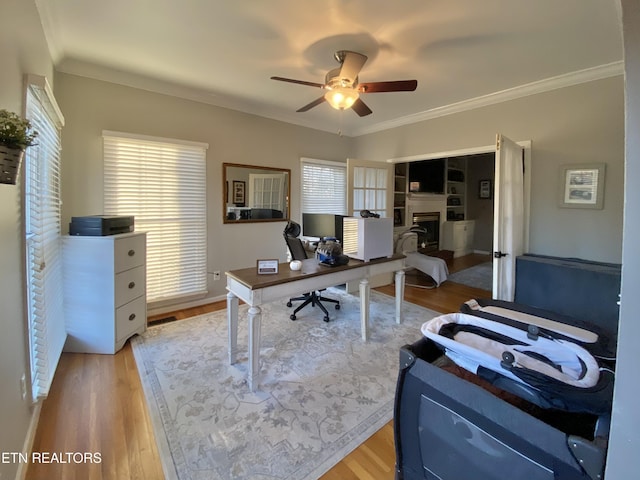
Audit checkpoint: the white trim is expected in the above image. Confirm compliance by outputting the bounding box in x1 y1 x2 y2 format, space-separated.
387 145 496 164
146 294 227 317
102 130 209 149
300 157 346 167
16 402 42 480
352 62 624 137
24 74 65 126
387 140 531 164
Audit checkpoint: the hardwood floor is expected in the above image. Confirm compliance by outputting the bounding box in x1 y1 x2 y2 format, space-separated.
26 254 491 480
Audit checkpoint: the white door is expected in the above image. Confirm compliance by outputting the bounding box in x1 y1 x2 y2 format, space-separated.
493 134 525 300
346 158 394 218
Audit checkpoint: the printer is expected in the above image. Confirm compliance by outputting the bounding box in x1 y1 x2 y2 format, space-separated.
69 215 134 236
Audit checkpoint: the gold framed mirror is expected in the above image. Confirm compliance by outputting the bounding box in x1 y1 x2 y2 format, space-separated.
222 163 290 224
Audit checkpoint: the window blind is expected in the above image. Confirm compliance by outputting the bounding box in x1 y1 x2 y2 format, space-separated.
103 132 208 304
301 158 346 214
25 75 66 402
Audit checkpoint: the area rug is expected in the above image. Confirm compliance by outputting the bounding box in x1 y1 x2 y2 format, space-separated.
132 289 440 480
446 262 493 291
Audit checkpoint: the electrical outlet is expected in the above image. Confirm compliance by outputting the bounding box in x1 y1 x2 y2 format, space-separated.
20 374 27 400
213 271 221 281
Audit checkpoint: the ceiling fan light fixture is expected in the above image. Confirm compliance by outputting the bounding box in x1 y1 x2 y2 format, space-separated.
324 86 359 110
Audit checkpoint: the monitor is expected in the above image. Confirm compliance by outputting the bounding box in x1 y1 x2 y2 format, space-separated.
302 213 345 242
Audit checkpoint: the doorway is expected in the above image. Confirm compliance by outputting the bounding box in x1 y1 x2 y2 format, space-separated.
389 139 532 295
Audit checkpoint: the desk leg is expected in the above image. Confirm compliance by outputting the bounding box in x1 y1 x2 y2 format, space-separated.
248 306 262 392
395 269 405 324
359 278 370 341
227 292 239 365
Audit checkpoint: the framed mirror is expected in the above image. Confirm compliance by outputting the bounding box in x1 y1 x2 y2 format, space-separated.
223 163 291 224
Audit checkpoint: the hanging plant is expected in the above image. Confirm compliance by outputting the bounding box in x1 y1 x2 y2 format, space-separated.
0 109 39 185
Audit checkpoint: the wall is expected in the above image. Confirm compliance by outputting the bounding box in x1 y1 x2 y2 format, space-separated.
606 0 640 477
0 1 55 478
55 73 352 307
465 153 495 252
351 76 625 263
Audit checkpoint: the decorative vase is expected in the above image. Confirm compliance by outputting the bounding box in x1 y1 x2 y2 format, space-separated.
0 144 25 185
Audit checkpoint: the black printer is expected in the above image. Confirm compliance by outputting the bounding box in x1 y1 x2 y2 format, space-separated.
69 215 134 236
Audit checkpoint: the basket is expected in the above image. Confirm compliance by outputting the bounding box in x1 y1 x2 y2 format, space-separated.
0 144 24 185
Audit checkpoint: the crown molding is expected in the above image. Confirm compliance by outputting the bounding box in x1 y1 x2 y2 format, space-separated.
351 61 624 137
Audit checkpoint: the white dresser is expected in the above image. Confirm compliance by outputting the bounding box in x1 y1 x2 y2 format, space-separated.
442 220 475 258
63 232 147 354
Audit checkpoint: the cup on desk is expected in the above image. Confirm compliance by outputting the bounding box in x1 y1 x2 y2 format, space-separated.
289 260 302 271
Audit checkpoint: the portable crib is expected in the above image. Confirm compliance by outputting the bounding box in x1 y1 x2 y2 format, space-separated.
394 301 614 480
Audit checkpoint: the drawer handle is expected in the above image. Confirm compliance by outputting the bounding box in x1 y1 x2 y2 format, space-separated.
128 249 135 257
129 313 136 321
128 281 135 289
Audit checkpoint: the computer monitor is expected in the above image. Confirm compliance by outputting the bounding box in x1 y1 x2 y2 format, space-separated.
302 213 345 242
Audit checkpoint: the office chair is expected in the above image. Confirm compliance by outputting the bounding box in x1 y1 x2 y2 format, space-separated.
283 222 340 322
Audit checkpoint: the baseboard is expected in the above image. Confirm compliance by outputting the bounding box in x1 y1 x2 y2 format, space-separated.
147 294 227 317
16 401 42 480
473 249 491 255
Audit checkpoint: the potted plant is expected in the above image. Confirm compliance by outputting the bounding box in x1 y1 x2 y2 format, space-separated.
0 109 39 185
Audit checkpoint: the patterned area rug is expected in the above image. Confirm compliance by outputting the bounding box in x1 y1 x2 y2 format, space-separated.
446 262 493 291
132 288 440 480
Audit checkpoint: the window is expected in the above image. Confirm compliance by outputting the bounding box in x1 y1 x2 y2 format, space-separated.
352 165 388 217
301 158 347 215
24 75 66 401
103 132 208 304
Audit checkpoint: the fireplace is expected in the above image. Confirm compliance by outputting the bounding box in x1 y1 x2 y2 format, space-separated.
412 212 440 252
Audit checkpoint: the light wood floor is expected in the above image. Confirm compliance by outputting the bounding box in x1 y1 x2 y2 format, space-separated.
27 254 491 480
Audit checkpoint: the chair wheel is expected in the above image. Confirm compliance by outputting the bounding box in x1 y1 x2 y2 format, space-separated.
323 316 330 322
290 314 297 321
286 301 292 307
335 304 340 310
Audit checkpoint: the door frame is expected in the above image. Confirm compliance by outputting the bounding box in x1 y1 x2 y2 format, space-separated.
387 140 532 257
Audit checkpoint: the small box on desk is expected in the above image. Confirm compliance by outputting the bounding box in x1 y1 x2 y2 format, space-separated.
342 217 393 262
69 215 134 236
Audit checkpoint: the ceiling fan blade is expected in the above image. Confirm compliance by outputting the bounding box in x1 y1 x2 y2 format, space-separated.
357 80 418 93
296 96 326 112
338 51 368 84
351 98 373 117
271 76 325 88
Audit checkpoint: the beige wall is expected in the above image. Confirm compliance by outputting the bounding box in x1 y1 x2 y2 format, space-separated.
0 1 55 479
351 76 625 263
55 73 353 306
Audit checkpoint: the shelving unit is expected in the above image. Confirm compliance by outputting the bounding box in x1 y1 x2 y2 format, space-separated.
446 157 467 221
393 163 407 226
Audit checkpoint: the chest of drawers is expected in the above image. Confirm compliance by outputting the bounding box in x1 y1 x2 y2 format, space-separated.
63 232 147 354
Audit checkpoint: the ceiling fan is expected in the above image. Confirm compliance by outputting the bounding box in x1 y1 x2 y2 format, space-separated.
271 50 418 117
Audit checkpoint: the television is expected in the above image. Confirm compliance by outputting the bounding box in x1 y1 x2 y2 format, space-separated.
302 213 345 242
408 159 446 194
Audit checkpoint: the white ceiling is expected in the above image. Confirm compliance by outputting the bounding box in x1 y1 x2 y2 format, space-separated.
35 0 623 137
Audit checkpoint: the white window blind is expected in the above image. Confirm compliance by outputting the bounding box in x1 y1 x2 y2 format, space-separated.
301 158 346 214
24 75 66 402
103 132 208 304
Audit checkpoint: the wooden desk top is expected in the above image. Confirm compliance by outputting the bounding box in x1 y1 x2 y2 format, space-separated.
226 254 405 290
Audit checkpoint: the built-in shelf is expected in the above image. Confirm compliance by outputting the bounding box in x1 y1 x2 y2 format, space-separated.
393 158 468 226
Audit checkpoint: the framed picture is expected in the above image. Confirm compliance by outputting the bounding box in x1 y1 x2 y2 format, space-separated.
232 180 245 205
257 259 279 274
479 179 492 199
559 163 605 209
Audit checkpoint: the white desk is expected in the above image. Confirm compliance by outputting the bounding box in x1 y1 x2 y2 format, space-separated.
226 254 406 391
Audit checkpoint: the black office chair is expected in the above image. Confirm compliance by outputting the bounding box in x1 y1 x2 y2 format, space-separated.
283 222 340 322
